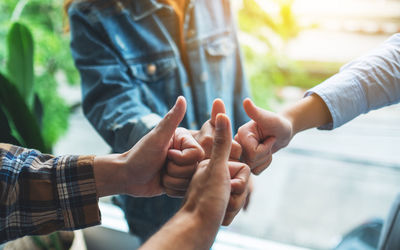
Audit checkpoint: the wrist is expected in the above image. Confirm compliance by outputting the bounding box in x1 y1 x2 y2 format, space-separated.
280 107 299 137
93 153 127 197
181 201 222 234
281 94 332 136
176 207 220 247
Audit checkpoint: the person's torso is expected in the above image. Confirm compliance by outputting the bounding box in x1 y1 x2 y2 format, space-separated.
73 0 248 130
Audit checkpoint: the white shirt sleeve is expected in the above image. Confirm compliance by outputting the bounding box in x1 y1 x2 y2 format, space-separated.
305 33 400 130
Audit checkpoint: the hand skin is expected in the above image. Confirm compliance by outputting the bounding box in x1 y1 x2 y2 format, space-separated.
93 96 193 198
236 94 332 175
163 98 242 197
192 98 243 160
141 114 250 250
162 127 205 197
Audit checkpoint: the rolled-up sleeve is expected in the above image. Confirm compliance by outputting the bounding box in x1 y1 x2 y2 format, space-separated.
305 33 400 130
0 143 100 244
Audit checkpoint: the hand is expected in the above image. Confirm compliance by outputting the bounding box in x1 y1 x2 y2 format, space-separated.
140 114 250 250
223 160 251 225
116 96 187 197
191 99 242 161
183 114 250 227
235 98 293 175
162 128 205 197
163 99 243 198
243 175 254 211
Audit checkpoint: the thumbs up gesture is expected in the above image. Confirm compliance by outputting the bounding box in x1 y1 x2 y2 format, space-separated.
183 113 250 228
163 99 242 197
235 98 293 175
118 96 197 197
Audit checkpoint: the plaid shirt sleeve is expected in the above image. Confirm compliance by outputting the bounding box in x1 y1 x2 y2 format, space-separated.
0 143 101 243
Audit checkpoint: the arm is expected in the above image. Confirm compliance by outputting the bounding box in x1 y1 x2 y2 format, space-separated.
305 33 400 129
142 114 250 250
69 6 161 153
0 97 195 243
0 143 100 244
236 33 400 174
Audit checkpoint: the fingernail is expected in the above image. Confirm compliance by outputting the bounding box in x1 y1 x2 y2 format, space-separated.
173 96 184 110
216 114 227 129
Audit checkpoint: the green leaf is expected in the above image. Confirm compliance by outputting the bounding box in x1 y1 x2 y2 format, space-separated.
0 72 48 153
33 93 43 128
0 106 21 145
6 22 34 108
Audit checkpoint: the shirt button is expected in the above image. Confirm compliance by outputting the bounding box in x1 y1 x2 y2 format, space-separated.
147 64 157 75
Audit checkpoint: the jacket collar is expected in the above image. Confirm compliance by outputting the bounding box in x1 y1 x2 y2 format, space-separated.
130 0 164 21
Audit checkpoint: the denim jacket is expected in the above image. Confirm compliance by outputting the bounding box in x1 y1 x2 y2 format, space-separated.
69 0 250 153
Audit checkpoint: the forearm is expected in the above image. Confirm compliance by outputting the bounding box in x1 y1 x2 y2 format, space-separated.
281 93 332 136
140 209 219 250
0 144 100 243
302 34 400 130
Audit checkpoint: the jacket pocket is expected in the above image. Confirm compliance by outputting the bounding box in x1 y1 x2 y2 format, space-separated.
205 36 236 58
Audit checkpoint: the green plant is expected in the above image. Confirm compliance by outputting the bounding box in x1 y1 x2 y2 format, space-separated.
239 0 300 49
0 22 48 152
0 0 78 151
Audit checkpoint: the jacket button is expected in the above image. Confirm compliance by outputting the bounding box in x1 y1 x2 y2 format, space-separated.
147 64 157 75
187 29 196 38
200 72 208 82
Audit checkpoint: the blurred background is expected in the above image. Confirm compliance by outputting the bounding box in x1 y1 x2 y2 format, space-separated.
1 0 400 249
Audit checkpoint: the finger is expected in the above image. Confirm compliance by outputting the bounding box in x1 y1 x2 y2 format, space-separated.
240 132 267 161
230 140 242 161
241 135 275 165
210 99 226 126
166 161 197 178
252 154 273 175
223 195 246 225
244 177 254 211
243 98 265 124
154 96 187 144
234 134 240 144
165 188 186 198
244 154 270 170
228 162 250 195
222 211 236 226
162 175 191 191
209 114 232 170
243 192 251 211
241 134 275 166
170 129 205 164
168 147 204 165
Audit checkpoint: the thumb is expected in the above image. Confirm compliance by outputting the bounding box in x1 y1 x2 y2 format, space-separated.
210 99 226 126
209 114 232 169
243 98 265 124
154 96 187 144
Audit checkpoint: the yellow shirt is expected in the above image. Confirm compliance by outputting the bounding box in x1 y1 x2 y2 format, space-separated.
158 0 188 64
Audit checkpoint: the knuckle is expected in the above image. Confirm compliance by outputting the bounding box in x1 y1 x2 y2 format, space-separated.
252 168 262 176
213 134 226 146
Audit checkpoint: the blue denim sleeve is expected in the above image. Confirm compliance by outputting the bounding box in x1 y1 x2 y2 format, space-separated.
305 33 400 130
69 8 162 152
